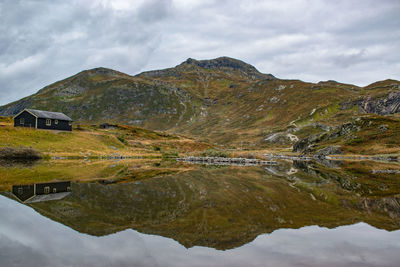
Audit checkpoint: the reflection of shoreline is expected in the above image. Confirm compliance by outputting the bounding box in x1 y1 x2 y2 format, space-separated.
0 158 40 168
265 153 400 163
177 157 277 166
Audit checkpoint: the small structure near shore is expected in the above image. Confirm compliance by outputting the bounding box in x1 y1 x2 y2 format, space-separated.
177 157 277 166
13 109 73 131
12 181 71 203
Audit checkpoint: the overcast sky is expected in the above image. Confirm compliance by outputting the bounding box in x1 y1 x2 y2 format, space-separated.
0 0 399 105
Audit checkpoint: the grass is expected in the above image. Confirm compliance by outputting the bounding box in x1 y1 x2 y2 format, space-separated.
0 158 193 191
200 148 230 158
0 118 211 158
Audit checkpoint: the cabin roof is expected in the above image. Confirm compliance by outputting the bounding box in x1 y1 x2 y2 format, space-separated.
25 109 73 121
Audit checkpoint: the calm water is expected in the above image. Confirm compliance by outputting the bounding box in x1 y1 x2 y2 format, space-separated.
0 159 400 266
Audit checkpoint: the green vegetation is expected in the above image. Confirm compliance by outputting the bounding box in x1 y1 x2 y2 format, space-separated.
0 158 193 191
200 148 230 158
0 117 210 158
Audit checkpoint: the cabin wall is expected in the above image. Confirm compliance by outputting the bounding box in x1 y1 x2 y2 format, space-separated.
14 111 36 128
37 118 72 131
35 181 71 195
12 184 35 202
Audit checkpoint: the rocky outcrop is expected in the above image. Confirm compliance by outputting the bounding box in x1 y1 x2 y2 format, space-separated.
264 132 299 144
0 98 31 116
313 146 343 158
292 132 328 153
183 57 276 80
360 92 400 115
360 196 400 219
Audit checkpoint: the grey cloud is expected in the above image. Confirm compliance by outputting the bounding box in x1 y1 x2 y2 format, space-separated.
0 0 399 105
1 195 400 267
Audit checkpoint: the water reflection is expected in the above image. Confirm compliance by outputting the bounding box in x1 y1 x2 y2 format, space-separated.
1 158 400 266
5 160 396 250
0 195 399 267
0 158 39 168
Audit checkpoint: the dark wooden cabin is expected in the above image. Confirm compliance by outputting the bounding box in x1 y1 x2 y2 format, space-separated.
12 181 71 202
14 109 73 131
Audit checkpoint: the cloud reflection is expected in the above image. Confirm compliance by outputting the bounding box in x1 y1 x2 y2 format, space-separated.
0 195 399 267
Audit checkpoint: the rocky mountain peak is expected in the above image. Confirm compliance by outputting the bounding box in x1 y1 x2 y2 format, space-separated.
181 56 276 80
183 57 254 71
81 67 127 77
139 56 276 80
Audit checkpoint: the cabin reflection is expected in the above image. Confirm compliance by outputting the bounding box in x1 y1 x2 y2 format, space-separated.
12 181 71 203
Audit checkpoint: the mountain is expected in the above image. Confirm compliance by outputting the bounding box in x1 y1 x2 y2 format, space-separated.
1 56 400 148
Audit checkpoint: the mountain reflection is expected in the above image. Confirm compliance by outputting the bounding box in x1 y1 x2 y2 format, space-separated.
22 160 400 250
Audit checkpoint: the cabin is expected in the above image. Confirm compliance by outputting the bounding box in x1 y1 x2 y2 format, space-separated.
12 181 71 203
14 109 73 131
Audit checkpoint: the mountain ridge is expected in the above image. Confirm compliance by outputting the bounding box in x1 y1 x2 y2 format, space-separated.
1 56 399 148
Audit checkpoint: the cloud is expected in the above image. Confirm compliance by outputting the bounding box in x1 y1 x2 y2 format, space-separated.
0 0 399 105
1 195 400 267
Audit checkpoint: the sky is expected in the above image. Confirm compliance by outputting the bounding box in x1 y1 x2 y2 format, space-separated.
0 0 399 105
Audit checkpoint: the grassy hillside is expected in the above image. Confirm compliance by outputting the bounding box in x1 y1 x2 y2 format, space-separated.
0 117 210 158
293 114 400 156
0 57 399 149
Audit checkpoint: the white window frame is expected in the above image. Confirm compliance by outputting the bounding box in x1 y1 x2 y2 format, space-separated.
44 186 50 194
46 119 51 126
55 119 58 125
20 118 24 124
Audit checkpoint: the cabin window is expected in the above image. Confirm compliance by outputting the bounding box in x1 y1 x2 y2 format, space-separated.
55 119 58 125
46 119 51 126
44 186 50 194
20 118 24 124
68 121 72 126
53 188 57 193
18 187 23 195
67 186 71 191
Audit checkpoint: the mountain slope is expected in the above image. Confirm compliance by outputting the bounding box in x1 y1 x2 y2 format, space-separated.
1 57 399 148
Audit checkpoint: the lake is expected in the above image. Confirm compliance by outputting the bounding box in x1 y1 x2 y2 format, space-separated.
0 158 399 266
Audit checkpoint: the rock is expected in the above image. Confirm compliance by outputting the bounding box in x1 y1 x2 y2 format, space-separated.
360 92 400 115
313 146 343 159
293 133 328 153
265 132 299 144
312 123 332 132
379 124 388 132
286 134 299 142
276 85 286 91
270 96 279 103
0 98 31 116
